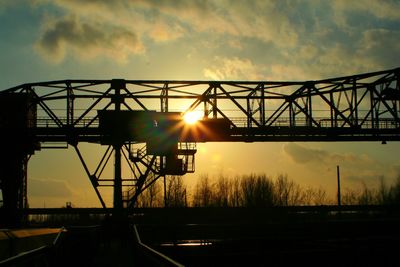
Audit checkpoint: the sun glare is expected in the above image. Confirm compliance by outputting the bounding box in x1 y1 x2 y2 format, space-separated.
183 111 203 125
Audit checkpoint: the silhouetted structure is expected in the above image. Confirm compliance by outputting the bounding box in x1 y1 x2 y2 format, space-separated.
0 68 399 226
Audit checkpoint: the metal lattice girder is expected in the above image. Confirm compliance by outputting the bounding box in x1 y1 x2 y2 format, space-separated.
1 68 400 209
0 68 398 143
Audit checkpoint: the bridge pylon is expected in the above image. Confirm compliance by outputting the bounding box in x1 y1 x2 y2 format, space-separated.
0 93 39 227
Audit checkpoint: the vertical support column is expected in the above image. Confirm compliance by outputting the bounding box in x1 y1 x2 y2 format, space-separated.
307 85 313 127
0 149 29 227
246 97 251 128
66 82 74 126
369 85 376 129
289 101 295 127
330 92 335 128
160 83 168 183
353 79 358 127
114 143 122 210
21 155 29 210
260 84 265 125
161 83 169 113
204 101 209 118
212 86 217 119
111 80 124 214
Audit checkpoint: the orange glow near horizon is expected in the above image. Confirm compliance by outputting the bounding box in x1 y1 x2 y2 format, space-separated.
183 111 203 125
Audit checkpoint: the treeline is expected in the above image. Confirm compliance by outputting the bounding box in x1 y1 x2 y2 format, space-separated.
135 174 400 208
341 177 400 205
136 174 328 207
191 174 329 207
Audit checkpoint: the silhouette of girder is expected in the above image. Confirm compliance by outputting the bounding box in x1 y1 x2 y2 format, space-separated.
1 67 399 210
2 67 399 143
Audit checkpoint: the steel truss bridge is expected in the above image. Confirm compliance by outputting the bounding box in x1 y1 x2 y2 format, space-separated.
0 67 399 224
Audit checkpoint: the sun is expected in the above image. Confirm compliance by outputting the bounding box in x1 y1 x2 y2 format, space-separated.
183 111 203 125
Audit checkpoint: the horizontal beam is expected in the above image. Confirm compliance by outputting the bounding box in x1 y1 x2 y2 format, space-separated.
2 125 399 143
21 205 400 215
3 67 399 93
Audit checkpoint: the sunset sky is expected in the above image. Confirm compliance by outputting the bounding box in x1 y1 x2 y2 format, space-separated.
1 0 400 207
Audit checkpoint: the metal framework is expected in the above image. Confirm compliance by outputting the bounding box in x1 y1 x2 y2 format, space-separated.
0 68 399 217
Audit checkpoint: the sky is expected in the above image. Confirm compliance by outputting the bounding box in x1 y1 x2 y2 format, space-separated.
1 0 400 207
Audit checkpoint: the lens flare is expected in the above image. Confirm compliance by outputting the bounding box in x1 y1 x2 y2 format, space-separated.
183 111 203 125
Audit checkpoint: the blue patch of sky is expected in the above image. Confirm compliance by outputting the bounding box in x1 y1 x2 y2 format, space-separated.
0 5 40 44
0 3 65 88
284 1 320 32
343 9 400 30
217 35 280 65
281 2 361 52
312 23 357 50
134 4 160 23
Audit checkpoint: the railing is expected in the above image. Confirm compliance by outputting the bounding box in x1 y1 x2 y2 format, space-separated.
129 145 147 162
0 228 66 266
30 116 400 130
178 142 197 152
35 117 99 128
180 154 195 173
230 117 400 129
132 225 185 267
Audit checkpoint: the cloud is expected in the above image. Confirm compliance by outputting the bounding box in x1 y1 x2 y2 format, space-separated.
269 64 311 81
28 178 73 198
142 0 299 47
333 0 400 26
282 143 391 186
0 0 17 11
283 143 329 164
148 22 184 43
32 0 301 63
36 15 144 63
359 29 400 68
283 143 376 167
203 57 265 80
28 0 400 76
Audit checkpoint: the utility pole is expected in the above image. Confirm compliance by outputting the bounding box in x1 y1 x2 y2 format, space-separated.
337 165 341 207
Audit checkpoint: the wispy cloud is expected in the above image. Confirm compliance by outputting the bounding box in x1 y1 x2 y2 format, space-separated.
29 178 73 198
203 56 265 80
36 15 144 63
283 143 377 167
333 0 400 26
282 143 395 186
25 0 400 76
31 1 301 63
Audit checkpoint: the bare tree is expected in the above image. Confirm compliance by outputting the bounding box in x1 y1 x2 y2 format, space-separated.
214 174 230 207
136 180 162 207
192 174 214 207
229 176 242 207
388 176 400 204
302 187 315 206
377 176 389 204
165 176 187 207
274 174 294 206
342 188 360 205
241 174 274 207
313 187 329 205
358 182 378 205
274 174 312 206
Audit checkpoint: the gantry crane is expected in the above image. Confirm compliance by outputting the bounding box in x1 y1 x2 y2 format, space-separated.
0 68 399 225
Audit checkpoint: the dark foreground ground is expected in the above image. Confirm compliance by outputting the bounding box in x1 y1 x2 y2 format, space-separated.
2 206 400 266
140 220 400 266
136 207 400 267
